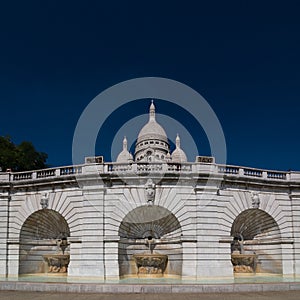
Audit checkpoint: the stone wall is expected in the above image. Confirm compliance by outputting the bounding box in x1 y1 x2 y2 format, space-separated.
0 165 300 279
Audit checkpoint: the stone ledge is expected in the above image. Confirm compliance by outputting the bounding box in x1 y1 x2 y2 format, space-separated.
0 281 300 293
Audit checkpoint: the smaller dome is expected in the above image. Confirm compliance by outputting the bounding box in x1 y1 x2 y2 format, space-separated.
171 134 187 163
116 137 133 163
166 152 171 162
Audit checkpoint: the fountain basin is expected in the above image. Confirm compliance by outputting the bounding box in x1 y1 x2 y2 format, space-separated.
231 253 257 273
43 254 70 273
133 253 168 277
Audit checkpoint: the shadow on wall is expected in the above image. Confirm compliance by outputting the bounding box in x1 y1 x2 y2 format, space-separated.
231 208 282 274
19 209 70 275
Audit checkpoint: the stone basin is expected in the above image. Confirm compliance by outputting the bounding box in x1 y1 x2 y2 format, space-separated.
231 253 257 266
133 253 168 277
231 253 257 273
43 254 70 273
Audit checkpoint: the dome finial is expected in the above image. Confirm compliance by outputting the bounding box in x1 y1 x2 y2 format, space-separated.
176 134 180 148
123 136 128 150
149 100 155 121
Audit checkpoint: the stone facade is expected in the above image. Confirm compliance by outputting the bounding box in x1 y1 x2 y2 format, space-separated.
0 103 300 280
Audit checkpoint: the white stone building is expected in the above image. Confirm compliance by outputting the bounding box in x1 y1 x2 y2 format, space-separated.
0 101 300 280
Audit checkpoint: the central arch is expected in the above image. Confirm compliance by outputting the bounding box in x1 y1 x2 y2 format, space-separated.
118 205 182 278
119 205 181 239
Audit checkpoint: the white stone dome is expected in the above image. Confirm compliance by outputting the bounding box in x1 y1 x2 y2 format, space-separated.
134 101 170 162
171 134 187 163
136 101 168 144
116 137 133 163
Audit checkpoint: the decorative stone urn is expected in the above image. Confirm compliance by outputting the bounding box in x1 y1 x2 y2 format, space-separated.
43 254 70 273
43 237 70 273
133 253 168 277
231 253 257 273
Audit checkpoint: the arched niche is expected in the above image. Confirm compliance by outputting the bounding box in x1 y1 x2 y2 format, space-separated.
231 208 282 274
118 205 182 278
19 209 70 275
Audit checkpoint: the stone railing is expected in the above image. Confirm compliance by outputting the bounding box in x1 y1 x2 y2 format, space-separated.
9 165 83 182
37 169 56 178
243 168 263 178
167 163 192 172
217 164 288 180
12 172 33 181
137 163 163 172
218 165 239 175
60 166 82 175
267 171 287 180
105 162 193 174
107 163 133 172
0 161 295 183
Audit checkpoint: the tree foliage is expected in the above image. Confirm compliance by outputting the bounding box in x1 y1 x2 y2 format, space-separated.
0 136 48 172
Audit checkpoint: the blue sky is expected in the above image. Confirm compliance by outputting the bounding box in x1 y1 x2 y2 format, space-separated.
0 1 300 171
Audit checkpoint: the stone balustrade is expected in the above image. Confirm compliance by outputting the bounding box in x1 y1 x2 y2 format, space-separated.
217 164 289 180
5 165 83 182
1 160 299 183
13 172 33 181
37 169 56 178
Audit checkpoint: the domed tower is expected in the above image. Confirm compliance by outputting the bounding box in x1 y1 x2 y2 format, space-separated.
116 136 133 163
135 101 170 162
171 134 187 163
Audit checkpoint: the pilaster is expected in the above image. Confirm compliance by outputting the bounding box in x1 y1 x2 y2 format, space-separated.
0 193 9 277
291 193 300 276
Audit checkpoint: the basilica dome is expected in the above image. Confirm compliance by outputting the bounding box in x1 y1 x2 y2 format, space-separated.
136 101 168 144
134 101 170 162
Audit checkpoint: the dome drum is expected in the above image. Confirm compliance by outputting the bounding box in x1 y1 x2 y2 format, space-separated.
135 148 169 162
135 139 169 153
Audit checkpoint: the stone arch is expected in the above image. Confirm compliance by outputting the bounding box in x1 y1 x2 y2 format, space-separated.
104 187 195 238
231 208 282 274
231 208 281 241
221 191 291 240
119 205 181 239
118 205 183 278
10 192 82 241
19 209 70 274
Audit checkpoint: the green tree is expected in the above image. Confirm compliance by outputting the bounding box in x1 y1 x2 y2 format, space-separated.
0 136 48 172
